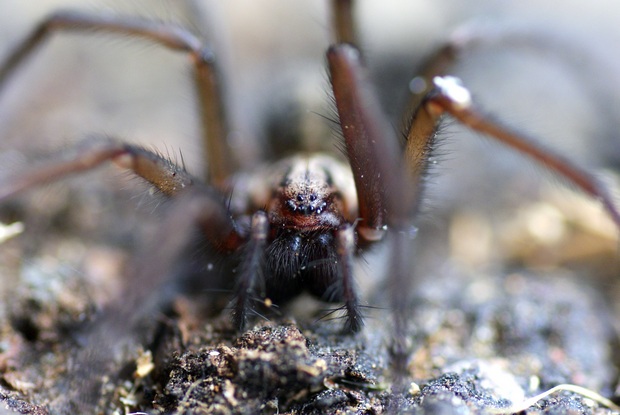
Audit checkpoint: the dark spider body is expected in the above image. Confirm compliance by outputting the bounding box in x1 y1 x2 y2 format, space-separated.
227 153 360 324
249 155 357 302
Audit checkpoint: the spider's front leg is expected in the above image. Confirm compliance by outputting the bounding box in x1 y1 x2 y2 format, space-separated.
328 44 418 385
0 137 246 319
327 41 620 391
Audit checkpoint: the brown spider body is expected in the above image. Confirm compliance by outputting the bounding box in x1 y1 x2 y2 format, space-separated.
228 153 359 305
235 154 358 231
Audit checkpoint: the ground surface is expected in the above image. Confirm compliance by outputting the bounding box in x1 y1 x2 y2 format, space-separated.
0 228 618 414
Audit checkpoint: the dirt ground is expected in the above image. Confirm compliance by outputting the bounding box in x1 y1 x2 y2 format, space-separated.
0 234 618 414
1 1 620 414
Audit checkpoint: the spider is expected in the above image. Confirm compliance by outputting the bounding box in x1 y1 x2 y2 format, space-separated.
0 1 619 413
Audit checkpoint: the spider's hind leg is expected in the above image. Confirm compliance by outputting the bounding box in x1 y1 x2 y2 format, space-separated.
403 76 620 228
0 9 236 187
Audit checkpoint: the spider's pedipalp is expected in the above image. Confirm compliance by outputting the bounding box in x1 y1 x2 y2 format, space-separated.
231 211 269 331
335 223 363 333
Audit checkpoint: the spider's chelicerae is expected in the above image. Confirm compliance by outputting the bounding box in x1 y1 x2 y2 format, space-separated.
1 1 619 413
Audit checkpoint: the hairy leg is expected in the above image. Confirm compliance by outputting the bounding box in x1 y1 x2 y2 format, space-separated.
0 138 196 200
0 10 235 186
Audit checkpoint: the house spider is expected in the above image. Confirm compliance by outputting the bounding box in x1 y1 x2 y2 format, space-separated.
0 1 619 413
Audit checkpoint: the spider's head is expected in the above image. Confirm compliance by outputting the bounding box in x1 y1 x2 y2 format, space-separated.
268 155 348 230
284 183 328 216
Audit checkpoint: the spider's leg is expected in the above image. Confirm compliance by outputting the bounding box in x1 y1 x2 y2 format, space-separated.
408 24 586 110
0 10 234 187
328 2 418 361
53 188 240 414
231 211 268 331
0 138 198 201
331 0 357 44
328 44 414 241
328 43 417 385
108 189 239 326
405 76 620 227
335 223 363 333
406 36 461 111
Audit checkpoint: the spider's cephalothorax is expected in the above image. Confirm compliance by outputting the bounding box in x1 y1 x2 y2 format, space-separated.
251 154 357 231
235 154 358 308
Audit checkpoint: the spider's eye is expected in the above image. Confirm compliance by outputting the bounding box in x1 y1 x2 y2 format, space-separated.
309 194 317 202
297 194 304 202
